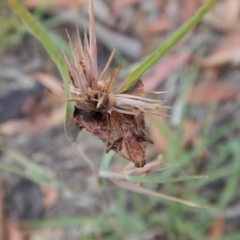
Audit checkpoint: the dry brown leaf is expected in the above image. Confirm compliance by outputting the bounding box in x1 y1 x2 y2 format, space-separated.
154 0 167 10
149 125 168 154
209 217 225 240
142 54 190 91
0 72 64 132
5 221 24 240
182 120 203 143
41 188 58 210
112 0 142 14
0 103 65 136
188 82 238 106
202 28 240 67
30 73 64 95
146 15 170 35
204 0 240 32
179 0 201 22
149 120 203 154
23 0 85 10
181 121 209 160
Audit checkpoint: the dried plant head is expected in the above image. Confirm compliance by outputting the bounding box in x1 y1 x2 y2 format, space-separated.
63 0 165 117
63 0 166 167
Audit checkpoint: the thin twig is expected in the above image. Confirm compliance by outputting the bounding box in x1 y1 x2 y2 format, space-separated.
111 178 213 209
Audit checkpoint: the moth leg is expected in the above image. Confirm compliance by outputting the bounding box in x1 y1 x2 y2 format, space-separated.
124 140 146 168
132 130 153 144
106 136 122 153
130 115 153 144
105 113 111 149
123 139 132 163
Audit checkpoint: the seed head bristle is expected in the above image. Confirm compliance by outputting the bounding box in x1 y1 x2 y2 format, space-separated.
64 0 166 117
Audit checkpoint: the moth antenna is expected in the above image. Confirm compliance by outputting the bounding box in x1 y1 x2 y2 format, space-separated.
105 112 111 153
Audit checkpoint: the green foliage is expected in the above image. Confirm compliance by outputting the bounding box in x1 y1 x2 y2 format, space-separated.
0 147 71 192
0 15 24 50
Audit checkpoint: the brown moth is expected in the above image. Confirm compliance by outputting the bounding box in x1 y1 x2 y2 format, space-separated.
73 80 153 167
64 0 165 167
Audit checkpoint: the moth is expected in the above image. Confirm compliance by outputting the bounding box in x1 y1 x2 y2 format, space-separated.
63 0 164 167
73 80 154 167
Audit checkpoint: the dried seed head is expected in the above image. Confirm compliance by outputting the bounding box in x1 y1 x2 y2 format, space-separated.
62 0 167 167
64 0 165 117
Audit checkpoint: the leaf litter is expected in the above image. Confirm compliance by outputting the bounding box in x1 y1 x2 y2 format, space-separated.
202 28 240 67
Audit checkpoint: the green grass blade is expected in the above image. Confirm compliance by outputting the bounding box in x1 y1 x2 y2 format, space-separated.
116 0 216 93
100 151 115 171
0 147 72 192
1 148 48 177
24 216 105 228
8 0 75 141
